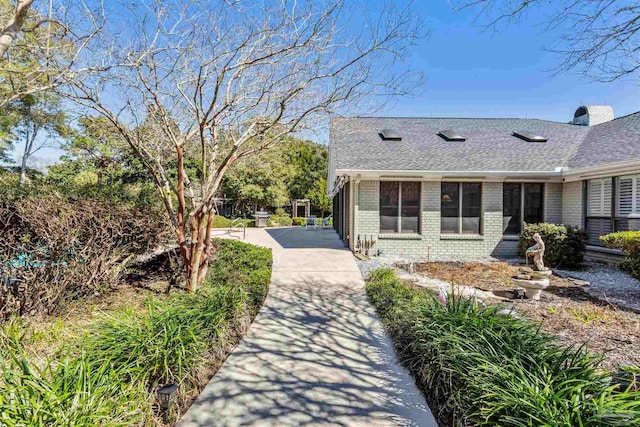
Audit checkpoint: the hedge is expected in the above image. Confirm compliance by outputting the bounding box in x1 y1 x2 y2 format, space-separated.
366 268 640 426
600 231 640 280
518 222 587 268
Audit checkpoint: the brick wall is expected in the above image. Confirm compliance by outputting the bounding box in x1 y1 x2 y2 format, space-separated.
562 181 583 227
348 179 592 259
354 180 513 260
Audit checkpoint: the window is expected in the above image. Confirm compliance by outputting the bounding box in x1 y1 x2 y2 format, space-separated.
380 181 421 234
616 175 640 216
587 178 612 217
502 183 544 234
441 182 481 234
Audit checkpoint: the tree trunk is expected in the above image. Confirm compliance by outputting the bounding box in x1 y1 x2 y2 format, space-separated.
19 154 28 184
181 209 214 292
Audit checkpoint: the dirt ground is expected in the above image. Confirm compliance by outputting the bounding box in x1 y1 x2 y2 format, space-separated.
413 261 640 371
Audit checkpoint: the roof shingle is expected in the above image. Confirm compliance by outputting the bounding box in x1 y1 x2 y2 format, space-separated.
330 113 640 173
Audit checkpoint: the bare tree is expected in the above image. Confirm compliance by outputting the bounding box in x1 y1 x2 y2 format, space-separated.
458 0 640 82
62 0 423 292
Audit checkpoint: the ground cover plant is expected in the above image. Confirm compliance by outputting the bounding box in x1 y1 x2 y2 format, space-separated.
412 261 640 369
366 267 640 426
0 238 272 426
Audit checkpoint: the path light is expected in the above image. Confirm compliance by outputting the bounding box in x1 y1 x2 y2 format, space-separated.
158 383 178 422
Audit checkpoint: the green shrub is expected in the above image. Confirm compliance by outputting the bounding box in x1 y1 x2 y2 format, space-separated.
366 268 640 426
292 217 307 226
268 212 292 227
211 215 233 228
207 239 272 307
600 231 640 279
518 222 587 268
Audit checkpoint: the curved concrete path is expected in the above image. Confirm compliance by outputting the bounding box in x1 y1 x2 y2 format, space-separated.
179 227 436 427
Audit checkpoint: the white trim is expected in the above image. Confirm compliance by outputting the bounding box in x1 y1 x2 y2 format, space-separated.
332 158 640 184
563 159 640 182
335 169 564 182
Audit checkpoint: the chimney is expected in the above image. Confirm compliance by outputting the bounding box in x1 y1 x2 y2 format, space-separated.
572 105 614 126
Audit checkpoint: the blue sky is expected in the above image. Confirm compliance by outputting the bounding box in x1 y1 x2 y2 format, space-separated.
15 0 640 166
379 1 640 122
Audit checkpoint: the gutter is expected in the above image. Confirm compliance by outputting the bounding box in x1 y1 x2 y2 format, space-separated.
334 169 565 180
562 159 640 181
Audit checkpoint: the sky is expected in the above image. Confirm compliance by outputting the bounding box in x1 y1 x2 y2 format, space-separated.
378 1 640 122
13 0 640 166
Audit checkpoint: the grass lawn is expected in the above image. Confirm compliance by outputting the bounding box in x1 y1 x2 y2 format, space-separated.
408 261 640 370
367 267 640 427
0 238 272 426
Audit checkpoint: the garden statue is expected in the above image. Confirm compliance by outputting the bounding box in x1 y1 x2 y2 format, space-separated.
527 232 548 271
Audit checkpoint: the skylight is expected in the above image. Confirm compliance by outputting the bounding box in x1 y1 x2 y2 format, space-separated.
513 131 547 143
438 130 466 142
379 128 402 141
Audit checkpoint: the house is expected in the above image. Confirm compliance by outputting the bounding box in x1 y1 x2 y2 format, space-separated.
328 106 640 261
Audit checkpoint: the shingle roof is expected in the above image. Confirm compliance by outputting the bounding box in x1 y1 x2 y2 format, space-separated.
569 112 640 168
330 113 640 173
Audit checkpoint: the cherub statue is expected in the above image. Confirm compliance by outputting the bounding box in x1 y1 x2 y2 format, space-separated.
526 232 548 271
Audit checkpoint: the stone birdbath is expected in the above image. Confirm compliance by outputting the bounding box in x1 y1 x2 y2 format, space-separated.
512 232 552 300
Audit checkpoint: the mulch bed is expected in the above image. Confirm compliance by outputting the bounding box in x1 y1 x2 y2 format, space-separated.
414 261 640 371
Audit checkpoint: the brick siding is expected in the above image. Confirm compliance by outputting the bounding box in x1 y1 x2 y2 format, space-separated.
352 180 582 259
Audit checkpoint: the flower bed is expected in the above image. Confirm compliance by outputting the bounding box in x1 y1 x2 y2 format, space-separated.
366 267 640 426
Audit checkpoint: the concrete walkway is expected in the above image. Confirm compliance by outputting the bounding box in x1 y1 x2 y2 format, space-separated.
179 227 436 427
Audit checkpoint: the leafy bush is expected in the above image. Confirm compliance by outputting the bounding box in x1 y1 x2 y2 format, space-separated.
0 238 272 425
268 213 292 227
367 268 640 426
211 216 255 228
292 217 307 226
600 231 640 279
0 194 168 319
518 222 587 268
212 215 233 228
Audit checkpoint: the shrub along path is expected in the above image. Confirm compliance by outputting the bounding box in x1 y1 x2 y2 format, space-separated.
179 227 436 427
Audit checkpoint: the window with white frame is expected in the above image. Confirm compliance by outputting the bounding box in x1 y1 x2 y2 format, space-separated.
587 178 612 217
616 175 640 216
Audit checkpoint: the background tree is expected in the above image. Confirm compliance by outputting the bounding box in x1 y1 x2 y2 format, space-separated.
308 177 332 217
62 0 423 292
5 93 67 183
56 116 128 187
285 139 329 204
460 0 640 82
222 145 292 214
